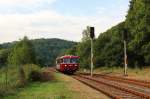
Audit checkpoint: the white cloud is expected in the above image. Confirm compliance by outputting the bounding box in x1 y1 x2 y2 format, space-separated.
0 0 129 43
0 0 56 5
0 9 126 43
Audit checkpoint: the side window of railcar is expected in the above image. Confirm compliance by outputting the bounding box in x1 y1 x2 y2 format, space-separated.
56 59 60 64
61 59 63 63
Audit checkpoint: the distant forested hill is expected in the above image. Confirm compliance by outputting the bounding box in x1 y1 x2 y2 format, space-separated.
0 38 77 67
31 38 77 66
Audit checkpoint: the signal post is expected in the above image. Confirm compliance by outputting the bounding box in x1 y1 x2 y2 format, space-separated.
90 27 95 77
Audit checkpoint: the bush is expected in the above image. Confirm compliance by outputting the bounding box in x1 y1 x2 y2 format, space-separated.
28 70 42 82
0 64 41 98
0 64 55 98
40 71 55 82
28 70 54 82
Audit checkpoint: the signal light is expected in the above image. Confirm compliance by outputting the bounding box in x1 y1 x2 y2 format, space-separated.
90 27 95 39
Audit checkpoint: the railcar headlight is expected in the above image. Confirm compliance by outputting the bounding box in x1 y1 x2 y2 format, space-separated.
65 65 67 67
75 65 77 66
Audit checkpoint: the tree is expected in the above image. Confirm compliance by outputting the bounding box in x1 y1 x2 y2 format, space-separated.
0 38 76 67
0 49 10 67
32 38 76 66
126 0 150 66
77 41 91 69
8 36 35 65
94 22 124 67
82 26 91 42
65 45 78 55
8 36 35 86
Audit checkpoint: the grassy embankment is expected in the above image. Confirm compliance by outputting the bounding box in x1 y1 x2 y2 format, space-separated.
2 66 149 99
0 66 20 97
1 71 80 99
0 64 40 98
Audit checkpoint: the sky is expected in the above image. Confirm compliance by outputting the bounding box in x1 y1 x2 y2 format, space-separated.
0 0 130 43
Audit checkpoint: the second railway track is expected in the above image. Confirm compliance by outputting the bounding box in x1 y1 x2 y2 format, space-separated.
79 73 150 88
73 74 150 99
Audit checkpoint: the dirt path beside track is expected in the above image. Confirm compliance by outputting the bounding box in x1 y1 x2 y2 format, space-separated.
58 73 109 99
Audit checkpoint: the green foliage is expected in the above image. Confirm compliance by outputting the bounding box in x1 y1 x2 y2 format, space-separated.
82 26 91 42
31 38 76 66
8 36 35 66
65 45 78 55
0 64 40 97
23 64 41 80
28 69 54 82
94 22 124 67
0 38 76 67
126 0 150 66
7 36 36 87
28 70 42 82
0 49 10 67
3 73 80 99
77 40 91 69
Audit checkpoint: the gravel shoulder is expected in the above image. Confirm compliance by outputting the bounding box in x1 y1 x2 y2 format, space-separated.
57 73 109 99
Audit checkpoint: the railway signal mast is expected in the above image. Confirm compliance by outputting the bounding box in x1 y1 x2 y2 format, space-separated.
123 29 128 76
90 27 95 77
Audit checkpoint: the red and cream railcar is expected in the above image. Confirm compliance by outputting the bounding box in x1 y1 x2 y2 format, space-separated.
56 55 79 74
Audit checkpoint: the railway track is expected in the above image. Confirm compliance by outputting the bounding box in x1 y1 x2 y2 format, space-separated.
96 74 150 88
79 73 150 88
73 74 150 99
48 68 150 98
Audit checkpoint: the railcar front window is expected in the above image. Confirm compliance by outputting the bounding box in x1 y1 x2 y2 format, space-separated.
70 58 79 63
63 58 70 63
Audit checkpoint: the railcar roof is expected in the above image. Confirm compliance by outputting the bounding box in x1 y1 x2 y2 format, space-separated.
60 55 80 59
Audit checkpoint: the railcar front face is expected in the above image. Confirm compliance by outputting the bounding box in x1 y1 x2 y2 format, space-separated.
60 57 79 73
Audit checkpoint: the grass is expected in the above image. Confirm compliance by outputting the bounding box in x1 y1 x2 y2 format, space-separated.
3 66 149 99
3 73 79 99
0 64 41 98
0 67 18 97
96 66 149 74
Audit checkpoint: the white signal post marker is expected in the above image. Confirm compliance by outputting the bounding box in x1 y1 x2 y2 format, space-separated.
124 40 128 76
123 29 128 76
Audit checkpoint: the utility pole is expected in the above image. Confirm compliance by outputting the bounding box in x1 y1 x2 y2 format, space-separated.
124 40 128 76
90 27 95 77
123 29 128 76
